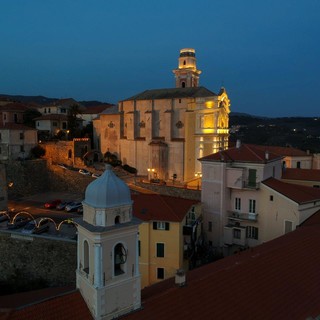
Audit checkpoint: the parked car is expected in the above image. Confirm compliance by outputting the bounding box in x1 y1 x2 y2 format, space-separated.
77 206 83 214
44 199 61 209
56 201 73 210
57 163 68 169
7 216 30 230
0 212 9 222
22 218 50 235
79 169 91 175
65 202 83 212
92 173 101 178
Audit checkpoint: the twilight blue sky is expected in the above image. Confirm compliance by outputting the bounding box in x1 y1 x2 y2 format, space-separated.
1 0 319 117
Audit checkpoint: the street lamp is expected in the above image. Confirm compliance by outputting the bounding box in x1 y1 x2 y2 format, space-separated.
147 168 155 181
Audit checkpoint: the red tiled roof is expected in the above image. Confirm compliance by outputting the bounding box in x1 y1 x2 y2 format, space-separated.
200 143 282 163
263 177 320 204
0 123 36 131
33 114 68 121
82 104 114 114
0 289 92 320
124 223 320 320
0 102 30 112
254 145 310 157
300 209 320 227
282 168 320 182
132 194 199 222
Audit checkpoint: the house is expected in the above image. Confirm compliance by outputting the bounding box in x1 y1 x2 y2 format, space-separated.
80 104 114 127
0 102 30 125
199 142 320 254
132 193 201 288
0 123 38 161
93 48 231 183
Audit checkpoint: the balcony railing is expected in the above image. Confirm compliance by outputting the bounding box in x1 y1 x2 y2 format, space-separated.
242 181 260 189
228 211 258 222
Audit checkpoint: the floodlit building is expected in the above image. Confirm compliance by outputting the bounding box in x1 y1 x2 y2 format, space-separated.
93 48 231 183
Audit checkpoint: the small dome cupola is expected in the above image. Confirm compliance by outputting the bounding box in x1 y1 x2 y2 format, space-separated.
83 164 132 209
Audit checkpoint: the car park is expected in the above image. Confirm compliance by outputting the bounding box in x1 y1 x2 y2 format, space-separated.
7 216 31 230
22 218 50 235
44 199 61 209
79 169 91 175
65 202 83 212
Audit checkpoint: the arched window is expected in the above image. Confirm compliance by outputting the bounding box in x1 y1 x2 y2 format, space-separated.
181 82 186 88
115 215 120 224
84 240 89 274
114 243 127 276
183 60 186 65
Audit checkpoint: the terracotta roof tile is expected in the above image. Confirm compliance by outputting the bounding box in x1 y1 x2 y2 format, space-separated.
0 102 30 111
282 168 320 182
254 145 310 157
263 177 320 204
200 143 282 163
0 123 36 131
33 114 69 121
124 222 320 320
300 209 320 226
132 194 199 222
82 104 114 114
0 290 92 320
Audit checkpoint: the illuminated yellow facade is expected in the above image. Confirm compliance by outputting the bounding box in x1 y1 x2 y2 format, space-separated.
94 48 231 182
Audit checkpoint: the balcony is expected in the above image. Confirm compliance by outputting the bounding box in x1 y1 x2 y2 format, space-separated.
228 211 258 222
242 181 260 190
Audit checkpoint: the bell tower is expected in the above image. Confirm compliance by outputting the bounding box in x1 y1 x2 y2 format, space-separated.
76 165 141 320
173 48 202 88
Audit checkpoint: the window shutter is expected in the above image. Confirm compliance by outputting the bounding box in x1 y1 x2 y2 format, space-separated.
153 222 157 230
165 222 170 230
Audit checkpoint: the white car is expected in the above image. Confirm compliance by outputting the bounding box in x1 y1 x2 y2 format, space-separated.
79 169 91 175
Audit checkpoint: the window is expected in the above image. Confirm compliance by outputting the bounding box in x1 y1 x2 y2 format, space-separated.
270 195 273 201
114 243 127 276
83 240 89 274
297 161 301 169
233 228 241 239
14 114 18 123
37 122 40 127
138 240 141 257
19 132 24 140
44 108 47 113
153 221 170 230
249 199 256 213
20 146 25 152
179 99 181 103
62 122 67 129
208 221 212 232
284 220 293 234
157 268 164 279
52 121 58 127
248 169 257 187
48 108 51 113
3 114 6 120
156 243 164 257
61 108 66 113
235 197 241 210
246 226 259 239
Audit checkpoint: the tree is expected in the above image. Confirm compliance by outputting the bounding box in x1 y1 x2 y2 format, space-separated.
30 145 46 158
67 104 82 139
23 109 42 128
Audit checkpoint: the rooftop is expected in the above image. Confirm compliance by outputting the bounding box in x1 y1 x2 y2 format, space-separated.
200 143 283 163
282 168 320 182
132 194 199 222
263 177 320 204
122 86 217 101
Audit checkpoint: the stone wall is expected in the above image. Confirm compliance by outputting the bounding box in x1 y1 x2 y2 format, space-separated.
0 232 77 288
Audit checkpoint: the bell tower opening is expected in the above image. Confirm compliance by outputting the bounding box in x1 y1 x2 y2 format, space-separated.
173 48 202 88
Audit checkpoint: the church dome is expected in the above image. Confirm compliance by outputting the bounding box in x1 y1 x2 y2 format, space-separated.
83 165 132 208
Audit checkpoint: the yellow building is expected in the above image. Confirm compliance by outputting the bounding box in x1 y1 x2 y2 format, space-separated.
132 193 201 288
93 48 231 183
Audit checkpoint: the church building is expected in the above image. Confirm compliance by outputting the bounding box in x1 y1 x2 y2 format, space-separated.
94 48 231 183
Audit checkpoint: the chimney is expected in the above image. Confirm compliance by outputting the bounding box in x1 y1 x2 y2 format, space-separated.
175 269 186 287
265 150 269 160
236 139 241 148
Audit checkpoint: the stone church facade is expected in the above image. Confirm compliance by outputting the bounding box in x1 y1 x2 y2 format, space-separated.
94 48 231 182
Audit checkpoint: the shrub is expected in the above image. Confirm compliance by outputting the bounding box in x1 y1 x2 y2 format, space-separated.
30 145 46 158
